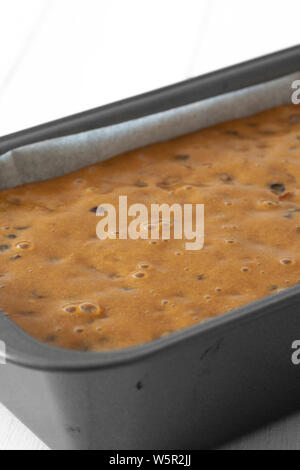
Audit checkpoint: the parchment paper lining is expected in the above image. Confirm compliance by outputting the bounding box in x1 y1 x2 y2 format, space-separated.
0 72 299 191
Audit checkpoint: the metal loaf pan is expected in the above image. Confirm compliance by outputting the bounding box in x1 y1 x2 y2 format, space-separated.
1 46 300 450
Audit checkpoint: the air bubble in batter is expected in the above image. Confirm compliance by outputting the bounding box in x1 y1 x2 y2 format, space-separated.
63 305 78 314
79 303 101 315
280 257 295 266
16 241 33 251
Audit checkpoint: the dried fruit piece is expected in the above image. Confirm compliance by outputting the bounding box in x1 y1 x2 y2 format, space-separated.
225 130 240 137
157 177 180 189
269 183 286 195
134 181 148 188
174 154 190 161
0 245 10 252
219 173 233 183
289 114 300 124
45 335 56 343
14 226 30 231
10 254 21 261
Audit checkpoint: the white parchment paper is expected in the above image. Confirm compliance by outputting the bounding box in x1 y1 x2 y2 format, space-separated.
0 72 299 191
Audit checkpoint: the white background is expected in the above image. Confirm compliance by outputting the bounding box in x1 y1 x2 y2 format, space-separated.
0 0 300 136
0 0 300 450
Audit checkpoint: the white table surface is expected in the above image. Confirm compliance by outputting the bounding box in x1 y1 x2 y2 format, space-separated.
0 0 300 450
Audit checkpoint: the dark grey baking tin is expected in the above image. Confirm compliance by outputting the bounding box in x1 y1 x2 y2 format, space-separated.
1 46 300 450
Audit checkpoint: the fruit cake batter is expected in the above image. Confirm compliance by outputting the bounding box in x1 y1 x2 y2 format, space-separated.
0 104 300 352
